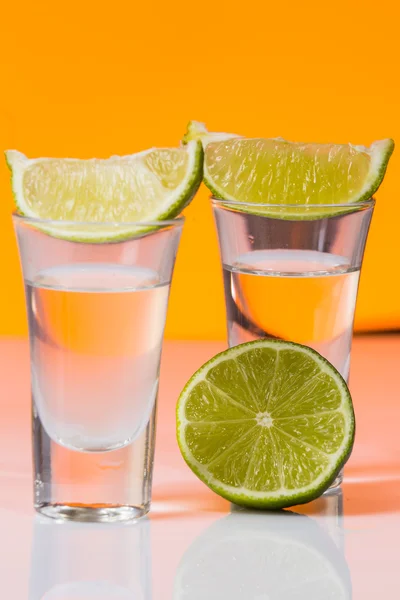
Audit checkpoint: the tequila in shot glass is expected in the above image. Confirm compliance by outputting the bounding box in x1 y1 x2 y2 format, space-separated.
14 216 183 521
213 200 374 381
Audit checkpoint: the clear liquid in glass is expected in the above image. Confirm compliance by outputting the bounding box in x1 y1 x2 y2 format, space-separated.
26 263 169 452
223 249 360 380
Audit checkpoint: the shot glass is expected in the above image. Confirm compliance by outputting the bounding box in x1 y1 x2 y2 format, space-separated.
13 216 183 522
213 200 374 485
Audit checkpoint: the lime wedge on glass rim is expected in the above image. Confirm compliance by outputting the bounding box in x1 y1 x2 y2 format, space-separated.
184 120 394 219
5 140 203 241
176 339 355 509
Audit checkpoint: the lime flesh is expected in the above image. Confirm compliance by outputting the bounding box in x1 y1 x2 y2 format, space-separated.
176 340 355 509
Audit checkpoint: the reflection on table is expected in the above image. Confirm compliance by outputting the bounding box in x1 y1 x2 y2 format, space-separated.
174 489 350 600
29 515 152 599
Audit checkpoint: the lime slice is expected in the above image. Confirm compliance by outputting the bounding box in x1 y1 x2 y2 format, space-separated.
174 512 351 600
176 339 354 509
5 140 203 241
184 120 394 218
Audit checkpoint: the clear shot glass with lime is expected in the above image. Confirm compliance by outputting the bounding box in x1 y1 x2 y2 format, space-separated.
184 121 393 491
7 140 203 521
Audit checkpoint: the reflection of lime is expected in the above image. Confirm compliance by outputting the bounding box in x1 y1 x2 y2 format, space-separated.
5 140 202 241
184 120 394 218
174 512 351 600
176 340 354 509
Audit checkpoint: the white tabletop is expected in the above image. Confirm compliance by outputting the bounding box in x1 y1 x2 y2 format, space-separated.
0 335 399 598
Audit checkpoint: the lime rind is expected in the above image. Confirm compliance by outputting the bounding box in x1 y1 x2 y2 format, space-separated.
351 138 395 203
5 140 203 242
176 339 355 509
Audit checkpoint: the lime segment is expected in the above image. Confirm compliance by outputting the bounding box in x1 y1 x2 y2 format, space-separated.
5 140 203 240
176 340 355 509
184 121 394 218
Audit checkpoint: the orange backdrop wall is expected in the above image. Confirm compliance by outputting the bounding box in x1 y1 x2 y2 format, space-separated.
0 0 399 340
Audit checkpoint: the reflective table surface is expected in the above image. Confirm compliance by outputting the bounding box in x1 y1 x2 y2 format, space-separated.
0 334 399 598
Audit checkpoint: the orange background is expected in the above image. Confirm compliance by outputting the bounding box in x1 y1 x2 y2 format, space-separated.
0 0 399 340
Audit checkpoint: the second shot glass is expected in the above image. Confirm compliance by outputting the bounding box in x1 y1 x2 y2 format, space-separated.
213 199 374 486
213 199 374 381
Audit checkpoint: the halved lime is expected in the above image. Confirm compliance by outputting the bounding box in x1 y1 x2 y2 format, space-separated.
5 140 203 241
184 121 394 218
176 340 355 509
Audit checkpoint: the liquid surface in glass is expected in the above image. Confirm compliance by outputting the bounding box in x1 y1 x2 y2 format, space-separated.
26 263 169 452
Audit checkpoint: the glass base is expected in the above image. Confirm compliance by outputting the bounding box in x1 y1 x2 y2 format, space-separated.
35 503 149 523
32 402 157 522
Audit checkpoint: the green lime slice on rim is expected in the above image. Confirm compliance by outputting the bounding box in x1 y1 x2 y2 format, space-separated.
184 121 394 219
176 339 355 509
5 140 203 241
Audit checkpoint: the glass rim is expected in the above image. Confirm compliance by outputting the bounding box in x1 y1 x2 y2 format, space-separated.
11 212 184 228
211 196 375 210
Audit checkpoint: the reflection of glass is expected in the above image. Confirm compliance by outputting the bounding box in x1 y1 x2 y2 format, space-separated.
29 515 152 599
291 488 344 549
13 215 183 521
174 509 351 600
